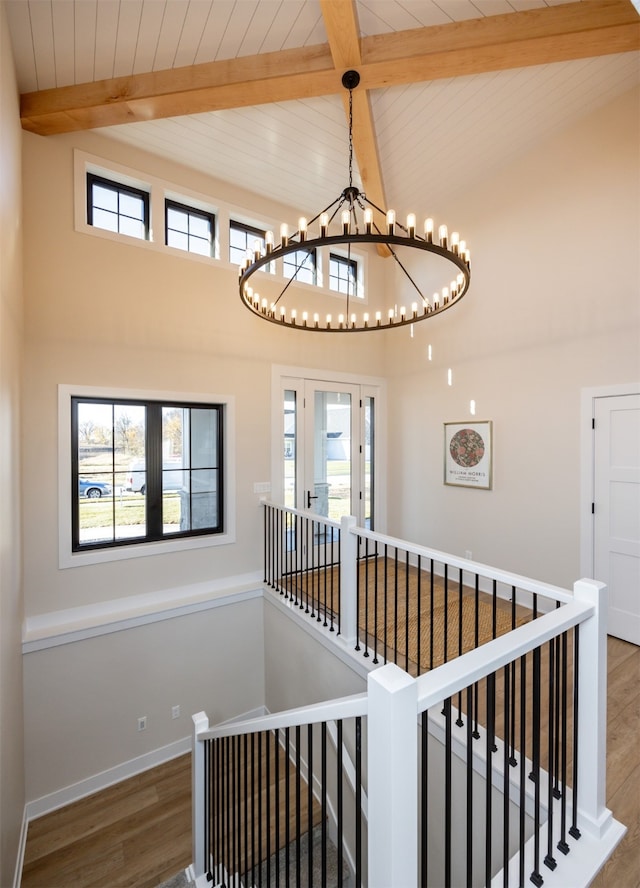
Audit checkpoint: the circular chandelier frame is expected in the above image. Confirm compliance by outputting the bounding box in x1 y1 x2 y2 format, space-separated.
238 71 471 333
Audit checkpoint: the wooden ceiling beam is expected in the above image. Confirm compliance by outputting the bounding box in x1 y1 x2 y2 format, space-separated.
20 0 639 137
319 0 389 255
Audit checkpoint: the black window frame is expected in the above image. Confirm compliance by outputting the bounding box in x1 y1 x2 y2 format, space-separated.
283 247 317 285
165 198 216 257
71 396 224 552
329 252 358 296
229 220 273 270
86 173 150 240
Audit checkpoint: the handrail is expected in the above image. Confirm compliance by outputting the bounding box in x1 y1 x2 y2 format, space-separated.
197 690 368 741
416 599 592 712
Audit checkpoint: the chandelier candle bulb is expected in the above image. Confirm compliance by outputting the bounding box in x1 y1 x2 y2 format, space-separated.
253 240 262 261
302 311 308 326
412 302 418 318
439 224 448 248
363 312 369 327
280 307 286 321
364 208 373 234
291 309 297 324
451 231 459 254
400 306 406 320
388 308 395 323
442 287 449 304
425 218 434 242
339 314 345 327
265 231 274 253
299 218 307 242
342 210 350 235
407 213 416 237
387 209 396 235
313 313 319 328
326 314 332 328
350 313 356 328
320 213 329 237
376 311 382 326
280 223 288 247
433 292 440 307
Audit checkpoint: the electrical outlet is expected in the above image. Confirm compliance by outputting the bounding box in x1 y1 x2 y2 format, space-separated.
172 705 181 720
137 716 147 732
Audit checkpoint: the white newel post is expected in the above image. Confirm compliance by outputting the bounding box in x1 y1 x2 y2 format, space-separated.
368 663 418 888
572 579 612 839
192 711 210 879
340 515 358 645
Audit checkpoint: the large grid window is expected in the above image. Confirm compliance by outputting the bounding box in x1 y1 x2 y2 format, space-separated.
329 253 358 296
71 397 223 552
87 173 149 240
166 199 215 256
283 247 317 285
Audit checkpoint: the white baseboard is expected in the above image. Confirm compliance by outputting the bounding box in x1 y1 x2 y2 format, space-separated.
25 735 191 822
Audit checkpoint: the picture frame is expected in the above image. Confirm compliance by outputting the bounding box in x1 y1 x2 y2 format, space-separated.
444 420 493 489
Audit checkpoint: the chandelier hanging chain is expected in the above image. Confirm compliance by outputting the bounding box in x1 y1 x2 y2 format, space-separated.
237 69 471 332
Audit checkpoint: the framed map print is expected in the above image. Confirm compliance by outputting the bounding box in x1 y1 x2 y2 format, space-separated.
444 421 493 489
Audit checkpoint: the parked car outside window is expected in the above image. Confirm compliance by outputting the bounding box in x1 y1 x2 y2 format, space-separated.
79 478 112 498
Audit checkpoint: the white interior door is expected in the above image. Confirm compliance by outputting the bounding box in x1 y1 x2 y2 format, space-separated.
593 393 640 644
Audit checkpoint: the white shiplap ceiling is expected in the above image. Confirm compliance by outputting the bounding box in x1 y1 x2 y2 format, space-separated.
5 0 640 218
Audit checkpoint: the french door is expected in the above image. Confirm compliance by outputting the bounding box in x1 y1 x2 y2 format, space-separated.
281 376 376 528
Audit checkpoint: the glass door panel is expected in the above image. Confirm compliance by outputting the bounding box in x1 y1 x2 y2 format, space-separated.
304 384 356 522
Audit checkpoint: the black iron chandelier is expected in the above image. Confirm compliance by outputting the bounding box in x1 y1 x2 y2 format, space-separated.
238 70 471 333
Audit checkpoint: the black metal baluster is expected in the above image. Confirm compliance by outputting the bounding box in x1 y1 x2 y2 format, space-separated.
473 574 480 739
519 654 527 888
364 537 370 658
545 637 557 872
296 725 301 888
553 617 562 800
531 646 543 886
405 549 410 672
510 587 517 766
337 720 344 887
429 560 435 670
466 687 473 888
355 717 362 888
355 537 362 652
373 541 379 664
444 563 449 664
417 554 422 675
285 727 291 888
225 736 231 887
264 505 269 585
485 673 495 888
445 696 452 888
503 665 510 887
244 734 249 886
322 521 328 625
393 547 399 665
456 570 464 725
232 734 237 884
384 544 389 664
421 710 429 887
258 732 263 888
275 728 281 888
492 578 497 638
322 722 327 887
557 630 570 856
569 627 581 841
307 724 313 886
266 731 272 887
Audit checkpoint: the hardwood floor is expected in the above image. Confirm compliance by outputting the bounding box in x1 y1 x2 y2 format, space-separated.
21 638 639 887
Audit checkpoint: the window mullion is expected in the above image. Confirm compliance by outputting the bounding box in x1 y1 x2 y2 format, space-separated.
146 405 164 539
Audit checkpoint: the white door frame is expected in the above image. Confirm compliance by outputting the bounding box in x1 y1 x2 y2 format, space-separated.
580 381 640 580
271 364 387 531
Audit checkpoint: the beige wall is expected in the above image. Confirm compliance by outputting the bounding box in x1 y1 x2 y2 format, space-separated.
0 5 25 885
23 597 265 801
383 87 640 588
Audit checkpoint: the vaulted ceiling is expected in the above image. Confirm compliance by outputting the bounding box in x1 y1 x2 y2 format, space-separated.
5 0 640 219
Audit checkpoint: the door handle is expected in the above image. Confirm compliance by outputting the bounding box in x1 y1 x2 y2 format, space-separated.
306 490 318 509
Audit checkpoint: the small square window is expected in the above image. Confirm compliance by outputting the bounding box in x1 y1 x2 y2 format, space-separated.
230 220 273 271
87 173 149 240
166 199 215 257
283 248 316 285
329 253 358 296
